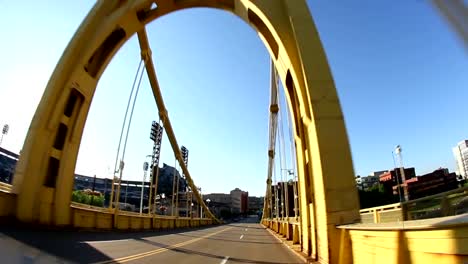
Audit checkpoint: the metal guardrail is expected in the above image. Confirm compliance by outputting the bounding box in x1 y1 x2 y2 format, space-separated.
359 202 401 214
70 202 208 220
263 217 300 225
402 185 468 220
359 202 403 224
359 186 468 223
70 202 113 213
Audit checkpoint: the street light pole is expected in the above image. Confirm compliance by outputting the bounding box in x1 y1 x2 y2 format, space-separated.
392 151 403 203
206 199 211 218
395 145 409 201
140 161 149 214
199 187 202 218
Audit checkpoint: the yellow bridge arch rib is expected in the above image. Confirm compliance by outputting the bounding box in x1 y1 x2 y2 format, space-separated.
11 1 361 263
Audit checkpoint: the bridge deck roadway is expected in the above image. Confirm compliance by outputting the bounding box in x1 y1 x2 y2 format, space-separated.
0 220 304 264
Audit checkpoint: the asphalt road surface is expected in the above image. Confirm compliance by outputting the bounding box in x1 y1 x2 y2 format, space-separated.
0 219 304 263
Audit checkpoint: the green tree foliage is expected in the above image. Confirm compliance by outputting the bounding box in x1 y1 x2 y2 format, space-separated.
358 184 399 209
220 209 232 219
72 190 104 207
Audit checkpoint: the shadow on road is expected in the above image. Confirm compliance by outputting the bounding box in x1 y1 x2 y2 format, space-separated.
0 224 217 263
174 232 282 245
135 237 303 264
0 221 299 263
226 223 266 229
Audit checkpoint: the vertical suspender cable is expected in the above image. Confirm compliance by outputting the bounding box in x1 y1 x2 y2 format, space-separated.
114 61 146 215
277 110 286 219
109 59 143 209
171 157 177 216
278 72 299 219
276 71 288 219
175 161 180 217
273 159 279 218
285 104 299 218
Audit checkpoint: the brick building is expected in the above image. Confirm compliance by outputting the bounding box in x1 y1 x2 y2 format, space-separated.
396 168 458 200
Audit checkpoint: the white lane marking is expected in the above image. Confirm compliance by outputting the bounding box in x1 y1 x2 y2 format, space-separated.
80 239 133 244
245 228 248 231
239 235 244 239
220 256 230 264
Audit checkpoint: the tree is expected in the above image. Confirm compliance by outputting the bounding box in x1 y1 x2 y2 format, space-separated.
358 184 398 209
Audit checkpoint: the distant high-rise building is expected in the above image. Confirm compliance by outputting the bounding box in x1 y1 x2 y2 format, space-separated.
453 140 468 179
230 188 248 214
247 196 264 214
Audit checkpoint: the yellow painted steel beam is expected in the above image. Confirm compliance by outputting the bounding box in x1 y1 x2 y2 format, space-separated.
431 0 468 49
136 29 219 223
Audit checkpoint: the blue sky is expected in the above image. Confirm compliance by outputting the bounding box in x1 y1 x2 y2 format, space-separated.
0 1 466 196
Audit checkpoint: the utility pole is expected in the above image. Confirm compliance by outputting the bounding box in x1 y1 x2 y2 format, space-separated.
395 145 409 201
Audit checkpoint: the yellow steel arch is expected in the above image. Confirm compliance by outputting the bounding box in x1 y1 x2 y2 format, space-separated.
12 1 360 262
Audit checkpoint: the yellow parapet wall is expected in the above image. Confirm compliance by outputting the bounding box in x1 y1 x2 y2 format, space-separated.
71 205 214 230
0 189 15 217
338 214 468 264
0 188 214 229
261 218 301 245
263 214 468 263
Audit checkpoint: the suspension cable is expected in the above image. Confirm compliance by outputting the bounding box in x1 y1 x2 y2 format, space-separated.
273 159 279 218
109 59 144 209
175 160 181 217
276 71 288 219
171 156 177 216
114 60 146 213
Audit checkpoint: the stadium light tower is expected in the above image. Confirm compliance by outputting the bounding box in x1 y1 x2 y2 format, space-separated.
148 121 163 215
0 124 9 147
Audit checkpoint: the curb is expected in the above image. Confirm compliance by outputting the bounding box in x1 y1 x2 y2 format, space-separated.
262 224 316 263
